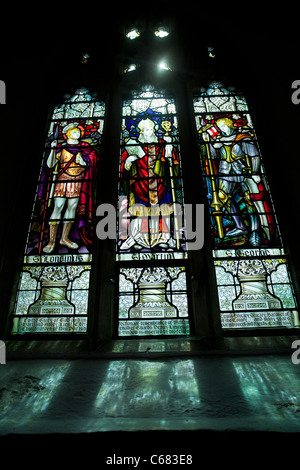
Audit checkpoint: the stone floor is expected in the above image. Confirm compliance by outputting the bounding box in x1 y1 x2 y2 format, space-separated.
1 350 300 434
1 338 300 462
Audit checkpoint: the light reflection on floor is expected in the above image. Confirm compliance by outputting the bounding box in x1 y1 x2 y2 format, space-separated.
0 361 72 428
1 354 300 434
232 359 300 424
109 339 194 353
94 359 200 419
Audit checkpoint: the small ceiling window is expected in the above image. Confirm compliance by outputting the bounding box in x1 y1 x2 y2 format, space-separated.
124 63 137 73
154 25 169 38
126 26 141 40
81 53 90 64
208 45 215 58
158 60 172 71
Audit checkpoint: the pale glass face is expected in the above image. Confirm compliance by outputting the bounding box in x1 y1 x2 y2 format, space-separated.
140 124 155 141
217 122 233 136
69 129 81 140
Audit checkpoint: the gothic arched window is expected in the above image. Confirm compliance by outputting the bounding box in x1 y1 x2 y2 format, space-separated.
193 82 299 330
116 87 191 337
12 89 105 334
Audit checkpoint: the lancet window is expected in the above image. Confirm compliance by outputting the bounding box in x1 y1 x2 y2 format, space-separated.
193 82 299 330
116 87 191 336
12 89 105 334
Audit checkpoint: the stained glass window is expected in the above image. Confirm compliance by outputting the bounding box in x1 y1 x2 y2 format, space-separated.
193 82 299 330
118 266 189 336
12 88 105 334
116 87 190 336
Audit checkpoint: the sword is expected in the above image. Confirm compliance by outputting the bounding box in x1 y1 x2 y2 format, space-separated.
38 125 59 254
204 138 224 239
48 125 60 207
199 120 224 238
162 122 181 250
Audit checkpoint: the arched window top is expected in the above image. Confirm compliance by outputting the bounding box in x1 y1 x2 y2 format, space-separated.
122 86 177 117
52 88 105 120
200 81 237 95
194 81 248 113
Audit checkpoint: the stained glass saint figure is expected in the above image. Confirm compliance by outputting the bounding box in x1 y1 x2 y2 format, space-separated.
199 115 277 248
117 89 190 336
119 116 181 251
12 89 105 334
37 121 100 254
194 82 299 330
